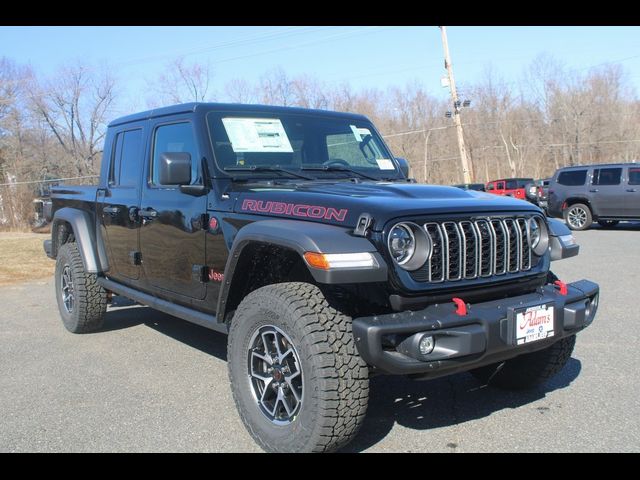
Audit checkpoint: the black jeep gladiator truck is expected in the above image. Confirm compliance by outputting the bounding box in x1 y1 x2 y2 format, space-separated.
44 103 599 453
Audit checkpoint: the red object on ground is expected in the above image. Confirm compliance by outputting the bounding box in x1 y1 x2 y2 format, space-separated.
554 280 568 296
452 297 467 316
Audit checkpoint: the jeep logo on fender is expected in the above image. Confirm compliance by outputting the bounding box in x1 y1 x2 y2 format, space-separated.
241 199 348 222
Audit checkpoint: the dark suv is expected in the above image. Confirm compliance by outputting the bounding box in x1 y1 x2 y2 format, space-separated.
548 163 640 230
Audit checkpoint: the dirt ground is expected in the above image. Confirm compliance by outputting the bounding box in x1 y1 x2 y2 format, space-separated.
0 232 54 286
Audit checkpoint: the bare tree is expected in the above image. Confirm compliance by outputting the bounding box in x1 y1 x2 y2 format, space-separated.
148 57 213 106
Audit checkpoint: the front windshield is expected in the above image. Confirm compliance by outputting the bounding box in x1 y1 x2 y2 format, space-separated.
206 111 401 180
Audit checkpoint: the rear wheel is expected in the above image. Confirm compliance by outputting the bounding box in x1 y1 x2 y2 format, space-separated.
55 242 107 333
598 220 619 228
228 282 369 452
564 203 592 231
470 335 576 390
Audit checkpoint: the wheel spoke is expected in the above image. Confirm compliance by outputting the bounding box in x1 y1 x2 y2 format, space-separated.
252 350 273 365
280 390 293 416
286 380 301 403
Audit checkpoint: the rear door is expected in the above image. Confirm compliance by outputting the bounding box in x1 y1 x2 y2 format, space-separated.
625 166 640 216
98 127 145 282
590 167 625 217
139 119 208 300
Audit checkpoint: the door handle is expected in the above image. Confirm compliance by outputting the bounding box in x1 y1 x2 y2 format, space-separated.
627 188 637 192
139 208 158 219
103 206 120 215
589 189 599 193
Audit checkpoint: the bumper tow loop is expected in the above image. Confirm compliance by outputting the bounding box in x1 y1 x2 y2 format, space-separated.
452 297 467 316
554 280 568 296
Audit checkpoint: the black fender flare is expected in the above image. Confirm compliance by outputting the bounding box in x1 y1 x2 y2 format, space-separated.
216 219 388 319
547 217 579 261
51 208 109 273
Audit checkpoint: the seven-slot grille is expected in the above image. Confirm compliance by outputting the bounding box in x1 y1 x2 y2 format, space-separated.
412 217 534 283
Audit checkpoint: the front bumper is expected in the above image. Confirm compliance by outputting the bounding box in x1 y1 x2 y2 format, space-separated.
352 279 599 377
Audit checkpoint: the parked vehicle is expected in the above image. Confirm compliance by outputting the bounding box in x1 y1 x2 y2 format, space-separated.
43 103 598 453
486 178 534 200
525 179 551 209
547 162 640 230
452 183 486 192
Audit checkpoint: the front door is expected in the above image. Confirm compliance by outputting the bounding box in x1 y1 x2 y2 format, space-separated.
590 167 626 217
139 120 207 300
99 127 144 282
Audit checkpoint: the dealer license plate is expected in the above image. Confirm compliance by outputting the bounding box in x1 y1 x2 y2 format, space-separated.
515 303 555 345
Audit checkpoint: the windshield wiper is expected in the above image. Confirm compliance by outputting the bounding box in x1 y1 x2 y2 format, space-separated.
224 166 314 180
300 165 380 181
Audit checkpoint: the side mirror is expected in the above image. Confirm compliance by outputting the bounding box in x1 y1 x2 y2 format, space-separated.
159 152 191 186
395 157 410 178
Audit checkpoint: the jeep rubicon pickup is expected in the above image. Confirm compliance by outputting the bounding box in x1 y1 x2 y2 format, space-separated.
44 103 599 453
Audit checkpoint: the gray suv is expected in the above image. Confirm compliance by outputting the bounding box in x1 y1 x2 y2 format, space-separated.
548 162 640 230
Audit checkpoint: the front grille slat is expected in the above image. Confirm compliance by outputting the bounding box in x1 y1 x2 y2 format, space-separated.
414 215 539 284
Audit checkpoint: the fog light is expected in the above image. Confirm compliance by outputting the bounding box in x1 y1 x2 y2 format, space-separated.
419 335 435 355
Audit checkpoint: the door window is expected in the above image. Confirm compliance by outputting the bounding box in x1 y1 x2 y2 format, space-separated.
109 129 143 187
557 170 587 186
592 168 622 186
152 122 200 186
628 167 640 185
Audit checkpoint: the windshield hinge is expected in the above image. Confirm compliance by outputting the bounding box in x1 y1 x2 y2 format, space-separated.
354 213 373 237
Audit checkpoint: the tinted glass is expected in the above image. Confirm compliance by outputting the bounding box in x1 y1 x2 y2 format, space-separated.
629 167 640 185
152 123 199 185
592 167 621 186
505 180 518 189
119 130 143 187
109 133 123 186
557 170 587 186
206 112 400 180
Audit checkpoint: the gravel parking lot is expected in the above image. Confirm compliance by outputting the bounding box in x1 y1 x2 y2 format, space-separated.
1 224 639 452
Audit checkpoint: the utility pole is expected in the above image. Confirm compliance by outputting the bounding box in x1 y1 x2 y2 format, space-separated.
439 26 474 184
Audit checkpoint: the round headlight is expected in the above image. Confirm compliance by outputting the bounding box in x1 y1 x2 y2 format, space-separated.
388 224 415 265
387 222 431 271
528 217 549 256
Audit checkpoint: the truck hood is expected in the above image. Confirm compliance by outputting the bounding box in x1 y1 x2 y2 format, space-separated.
231 180 540 231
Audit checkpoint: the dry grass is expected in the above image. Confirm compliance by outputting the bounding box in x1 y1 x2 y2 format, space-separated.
0 232 55 286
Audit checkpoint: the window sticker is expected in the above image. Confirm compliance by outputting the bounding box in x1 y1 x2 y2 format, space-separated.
376 159 395 170
350 125 372 142
222 118 293 153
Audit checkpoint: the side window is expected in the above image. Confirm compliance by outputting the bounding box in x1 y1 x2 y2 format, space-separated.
505 180 518 189
109 129 142 187
109 133 124 186
592 167 622 186
119 130 143 187
487 182 494 191
496 181 505 190
629 167 640 186
152 122 199 186
557 170 587 186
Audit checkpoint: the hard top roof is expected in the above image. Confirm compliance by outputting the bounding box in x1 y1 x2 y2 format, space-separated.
108 102 370 127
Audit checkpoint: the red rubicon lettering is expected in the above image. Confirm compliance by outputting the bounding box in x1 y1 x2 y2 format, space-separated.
241 198 348 222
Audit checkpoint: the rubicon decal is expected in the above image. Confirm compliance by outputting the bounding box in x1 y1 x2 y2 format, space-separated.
241 199 348 222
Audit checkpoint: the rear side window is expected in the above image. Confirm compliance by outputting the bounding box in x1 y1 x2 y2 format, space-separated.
109 129 143 187
557 170 587 186
592 167 622 186
629 167 640 185
505 180 518 189
152 122 199 186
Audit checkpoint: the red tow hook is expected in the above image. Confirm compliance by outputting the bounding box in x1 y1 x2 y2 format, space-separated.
554 280 568 296
452 297 467 316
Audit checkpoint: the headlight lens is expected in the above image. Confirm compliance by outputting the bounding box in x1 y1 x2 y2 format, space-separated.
388 224 415 265
529 217 549 256
387 222 431 271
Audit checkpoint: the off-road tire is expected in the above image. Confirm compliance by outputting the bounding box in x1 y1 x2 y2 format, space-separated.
471 335 576 390
564 203 592 231
55 242 107 333
227 282 369 453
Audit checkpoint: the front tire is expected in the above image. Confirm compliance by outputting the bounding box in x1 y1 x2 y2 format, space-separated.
227 282 369 452
471 335 576 390
564 203 592 231
55 242 107 333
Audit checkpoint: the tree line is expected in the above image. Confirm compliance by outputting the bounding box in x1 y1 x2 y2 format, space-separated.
1 54 639 228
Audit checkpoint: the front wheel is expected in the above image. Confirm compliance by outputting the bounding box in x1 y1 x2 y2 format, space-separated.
564 203 592 231
470 335 576 390
227 282 369 452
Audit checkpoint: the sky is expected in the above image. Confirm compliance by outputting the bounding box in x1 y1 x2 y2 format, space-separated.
1 25 640 115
